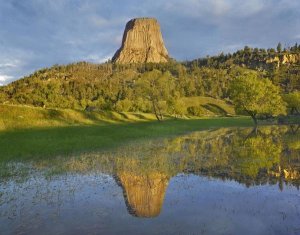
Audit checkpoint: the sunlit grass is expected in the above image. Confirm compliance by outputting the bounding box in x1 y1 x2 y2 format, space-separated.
0 104 158 131
0 116 252 161
0 100 235 131
180 96 235 115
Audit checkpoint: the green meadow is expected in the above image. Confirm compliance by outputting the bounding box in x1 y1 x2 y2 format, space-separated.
0 104 252 161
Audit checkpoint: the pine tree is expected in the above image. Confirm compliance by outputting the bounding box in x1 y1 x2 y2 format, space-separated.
277 42 282 53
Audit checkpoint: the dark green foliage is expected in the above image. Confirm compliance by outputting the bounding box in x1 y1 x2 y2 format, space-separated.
277 42 282 53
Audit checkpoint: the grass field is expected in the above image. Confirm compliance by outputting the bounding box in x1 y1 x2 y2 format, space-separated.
0 116 252 161
0 103 252 161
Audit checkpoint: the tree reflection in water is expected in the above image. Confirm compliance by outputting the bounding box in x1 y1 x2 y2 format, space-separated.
0 125 299 220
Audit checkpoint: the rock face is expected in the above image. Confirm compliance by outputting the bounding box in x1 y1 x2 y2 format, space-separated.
266 53 300 67
116 172 169 217
112 18 169 64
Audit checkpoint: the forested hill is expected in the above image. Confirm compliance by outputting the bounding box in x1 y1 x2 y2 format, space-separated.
0 61 236 111
0 44 299 115
186 44 300 91
187 43 300 70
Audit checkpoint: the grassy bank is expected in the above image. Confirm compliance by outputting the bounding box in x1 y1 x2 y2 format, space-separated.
0 98 235 131
0 104 159 131
181 96 235 115
0 117 252 161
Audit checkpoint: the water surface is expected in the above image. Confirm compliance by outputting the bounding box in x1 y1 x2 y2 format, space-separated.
1 126 300 235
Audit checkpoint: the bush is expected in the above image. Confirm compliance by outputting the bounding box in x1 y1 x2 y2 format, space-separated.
134 98 152 112
283 91 300 115
187 106 207 116
115 98 133 112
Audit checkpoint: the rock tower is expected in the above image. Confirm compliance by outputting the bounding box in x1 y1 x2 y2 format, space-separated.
112 17 169 63
116 172 169 217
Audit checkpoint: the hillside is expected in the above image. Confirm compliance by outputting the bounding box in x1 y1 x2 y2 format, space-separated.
0 104 158 131
187 44 300 70
0 60 236 111
186 44 300 91
0 44 299 119
0 96 235 130
181 96 235 116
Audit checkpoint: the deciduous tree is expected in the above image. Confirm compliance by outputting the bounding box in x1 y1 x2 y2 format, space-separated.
229 73 286 125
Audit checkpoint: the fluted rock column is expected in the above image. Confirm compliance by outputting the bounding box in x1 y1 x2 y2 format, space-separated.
112 18 169 63
116 172 170 217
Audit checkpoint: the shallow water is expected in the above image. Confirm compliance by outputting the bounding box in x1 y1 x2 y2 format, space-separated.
1 126 300 235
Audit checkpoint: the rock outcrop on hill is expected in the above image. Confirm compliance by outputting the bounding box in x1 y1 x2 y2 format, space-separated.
266 53 300 67
112 18 169 64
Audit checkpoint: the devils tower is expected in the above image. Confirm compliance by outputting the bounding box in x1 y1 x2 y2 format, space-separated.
112 17 169 63
116 172 169 218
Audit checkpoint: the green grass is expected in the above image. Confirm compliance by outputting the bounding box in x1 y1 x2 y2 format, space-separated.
0 117 252 161
180 96 235 115
0 98 235 131
0 104 251 162
0 104 158 131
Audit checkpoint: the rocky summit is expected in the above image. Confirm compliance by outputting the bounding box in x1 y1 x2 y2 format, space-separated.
112 17 169 63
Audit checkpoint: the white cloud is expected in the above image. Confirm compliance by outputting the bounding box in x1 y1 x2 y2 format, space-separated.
163 0 266 19
0 63 15 68
84 54 112 63
0 60 19 69
211 0 231 16
89 16 112 27
231 0 265 17
0 74 14 86
0 75 12 81
89 16 126 27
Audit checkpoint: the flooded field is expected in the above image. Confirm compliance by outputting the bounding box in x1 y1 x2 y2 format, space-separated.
1 126 300 235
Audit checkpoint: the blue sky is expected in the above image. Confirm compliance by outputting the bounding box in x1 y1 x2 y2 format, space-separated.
0 0 300 85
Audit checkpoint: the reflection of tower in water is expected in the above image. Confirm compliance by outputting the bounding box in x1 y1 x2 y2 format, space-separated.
115 172 170 218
